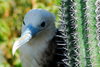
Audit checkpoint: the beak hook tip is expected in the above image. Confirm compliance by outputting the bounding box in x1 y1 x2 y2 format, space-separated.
12 41 19 56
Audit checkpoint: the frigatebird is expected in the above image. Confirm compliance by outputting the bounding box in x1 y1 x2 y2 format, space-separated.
12 9 67 67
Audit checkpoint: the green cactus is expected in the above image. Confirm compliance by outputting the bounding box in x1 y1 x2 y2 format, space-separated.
58 0 100 67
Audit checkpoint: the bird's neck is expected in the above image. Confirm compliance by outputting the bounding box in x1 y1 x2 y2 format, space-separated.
19 28 57 67
19 40 48 67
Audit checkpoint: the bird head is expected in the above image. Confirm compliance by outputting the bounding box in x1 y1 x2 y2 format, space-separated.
12 9 56 56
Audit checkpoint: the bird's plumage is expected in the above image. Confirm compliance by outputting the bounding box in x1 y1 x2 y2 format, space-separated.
19 30 65 67
12 9 65 67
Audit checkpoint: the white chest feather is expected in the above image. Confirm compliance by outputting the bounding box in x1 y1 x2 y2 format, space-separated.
19 39 48 67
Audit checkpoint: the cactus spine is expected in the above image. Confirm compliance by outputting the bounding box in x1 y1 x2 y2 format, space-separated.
96 0 100 53
58 0 100 67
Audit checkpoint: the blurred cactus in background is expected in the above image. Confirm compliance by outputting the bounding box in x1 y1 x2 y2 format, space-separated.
58 0 100 67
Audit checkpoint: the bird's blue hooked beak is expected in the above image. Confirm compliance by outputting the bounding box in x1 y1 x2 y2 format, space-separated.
12 24 40 56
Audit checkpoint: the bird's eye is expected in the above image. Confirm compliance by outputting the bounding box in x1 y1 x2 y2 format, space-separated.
41 22 45 27
23 21 25 25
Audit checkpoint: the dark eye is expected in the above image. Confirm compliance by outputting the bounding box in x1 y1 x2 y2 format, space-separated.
23 21 25 25
41 22 45 27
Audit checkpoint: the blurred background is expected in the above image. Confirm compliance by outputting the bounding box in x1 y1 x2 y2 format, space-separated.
0 0 61 67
